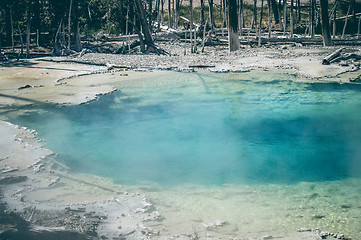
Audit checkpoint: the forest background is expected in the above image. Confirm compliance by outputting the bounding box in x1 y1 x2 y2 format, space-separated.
0 0 361 57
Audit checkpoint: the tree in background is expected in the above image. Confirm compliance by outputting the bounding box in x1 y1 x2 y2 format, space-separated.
1 0 361 57
320 0 332 46
228 0 239 51
208 0 215 30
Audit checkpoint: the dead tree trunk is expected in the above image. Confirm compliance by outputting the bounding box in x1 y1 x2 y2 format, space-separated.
201 20 209 52
270 0 279 24
220 0 223 18
190 0 195 53
283 0 287 34
358 15 361 39
68 0 73 50
341 4 351 39
172 0 175 27
208 0 216 30
333 7 336 39
278 0 283 30
239 0 245 35
32 0 41 42
268 0 272 37
156 0 161 30
351 0 356 19
26 14 31 58
73 0 82 52
228 0 240 51
251 0 258 29
258 0 264 46
290 0 294 38
26 23 30 58
75 22 82 51
200 0 205 27
4 5 11 46
36 29 39 48
310 0 315 38
106 8 111 34
155 0 159 25
168 0 172 27
135 0 154 48
53 19 62 56
297 0 301 22
175 0 180 28
223 0 227 28
18 23 24 56
62 21 66 46
149 0 153 28
320 0 332 46
161 0 164 24
10 8 14 51
329 0 337 39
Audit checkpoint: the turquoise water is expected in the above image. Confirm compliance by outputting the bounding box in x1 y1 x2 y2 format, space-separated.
5 72 361 186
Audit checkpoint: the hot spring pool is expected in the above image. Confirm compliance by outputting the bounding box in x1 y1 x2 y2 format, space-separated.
3 71 361 238
7 71 361 186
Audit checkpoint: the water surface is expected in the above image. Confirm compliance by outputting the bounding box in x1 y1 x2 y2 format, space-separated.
5 71 361 186
3 71 361 238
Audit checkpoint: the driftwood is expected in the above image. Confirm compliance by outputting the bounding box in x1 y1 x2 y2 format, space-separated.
322 48 343 65
188 64 215 68
332 53 361 63
336 11 361 21
115 40 141 54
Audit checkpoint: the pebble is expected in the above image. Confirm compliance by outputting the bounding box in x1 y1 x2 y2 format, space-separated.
319 231 329 238
47 177 60 186
337 234 345 239
297 228 312 232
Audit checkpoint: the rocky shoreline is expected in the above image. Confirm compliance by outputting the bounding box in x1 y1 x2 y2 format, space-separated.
74 42 361 82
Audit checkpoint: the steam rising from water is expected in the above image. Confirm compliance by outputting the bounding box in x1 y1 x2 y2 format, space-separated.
7 72 361 186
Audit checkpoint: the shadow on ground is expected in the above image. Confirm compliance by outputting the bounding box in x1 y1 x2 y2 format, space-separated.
0 195 94 240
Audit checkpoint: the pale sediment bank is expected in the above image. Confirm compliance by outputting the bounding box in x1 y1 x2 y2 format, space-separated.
75 43 361 82
1 45 361 239
1 45 361 110
0 120 161 239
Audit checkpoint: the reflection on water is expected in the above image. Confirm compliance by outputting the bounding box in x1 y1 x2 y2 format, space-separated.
3 71 361 238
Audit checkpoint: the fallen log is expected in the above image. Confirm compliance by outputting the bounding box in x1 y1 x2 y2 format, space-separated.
336 12 361 21
188 64 215 68
342 53 361 61
322 48 343 65
115 40 140 54
331 53 361 63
